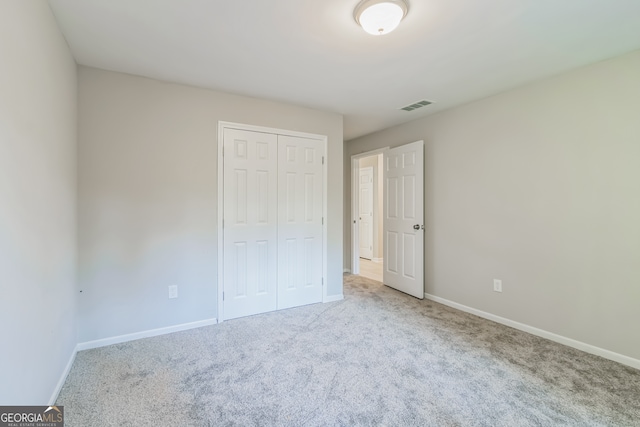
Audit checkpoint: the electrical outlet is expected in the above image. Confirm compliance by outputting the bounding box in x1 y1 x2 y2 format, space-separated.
493 279 502 293
168 285 178 299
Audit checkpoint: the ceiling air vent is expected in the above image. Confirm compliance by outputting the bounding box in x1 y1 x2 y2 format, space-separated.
400 100 433 112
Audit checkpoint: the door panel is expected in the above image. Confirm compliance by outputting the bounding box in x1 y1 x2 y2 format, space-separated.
277 135 323 309
223 128 278 319
386 231 398 273
383 141 424 299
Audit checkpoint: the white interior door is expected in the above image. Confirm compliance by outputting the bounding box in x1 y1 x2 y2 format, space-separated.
277 135 324 309
383 140 424 299
223 129 278 319
359 167 374 260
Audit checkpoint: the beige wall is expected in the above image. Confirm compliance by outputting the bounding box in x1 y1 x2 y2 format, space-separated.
345 50 640 361
0 1 77 404
78 67 343 342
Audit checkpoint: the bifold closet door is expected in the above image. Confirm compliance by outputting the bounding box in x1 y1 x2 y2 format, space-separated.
223 128 278 320
277 135 324 309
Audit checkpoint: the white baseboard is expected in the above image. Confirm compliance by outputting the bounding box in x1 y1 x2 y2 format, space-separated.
424 293 640 370
77 318 218 351
49 345 78 405
343 268 351 273
324 294 344 303
372 258 383 263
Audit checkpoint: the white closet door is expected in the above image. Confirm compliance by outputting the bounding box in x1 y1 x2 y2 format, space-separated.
223 128 278 319
277 135 324 309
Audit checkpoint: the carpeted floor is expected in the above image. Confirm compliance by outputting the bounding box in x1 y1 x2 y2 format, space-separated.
57 275 640 426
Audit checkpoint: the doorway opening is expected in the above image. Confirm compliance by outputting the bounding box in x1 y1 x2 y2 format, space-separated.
351 149 385 282
351 141 425 299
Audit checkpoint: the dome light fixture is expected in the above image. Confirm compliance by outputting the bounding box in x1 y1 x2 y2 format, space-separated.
354 0 409 36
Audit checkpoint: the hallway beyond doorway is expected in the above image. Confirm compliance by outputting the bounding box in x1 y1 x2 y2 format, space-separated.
358 258 382 283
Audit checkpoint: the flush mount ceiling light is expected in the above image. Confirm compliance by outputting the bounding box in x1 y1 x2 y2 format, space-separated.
354 0 409 36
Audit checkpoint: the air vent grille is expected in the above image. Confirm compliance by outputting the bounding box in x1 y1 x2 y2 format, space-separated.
400 100 433 112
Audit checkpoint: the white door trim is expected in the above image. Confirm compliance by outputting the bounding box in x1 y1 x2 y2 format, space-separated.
350 148 388 275
217 121 328 322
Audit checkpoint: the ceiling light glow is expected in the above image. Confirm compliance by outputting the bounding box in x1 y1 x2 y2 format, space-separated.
354 0 408 36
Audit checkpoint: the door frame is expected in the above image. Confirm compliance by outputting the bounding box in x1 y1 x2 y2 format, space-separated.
217 121 328 322
350 148 388 275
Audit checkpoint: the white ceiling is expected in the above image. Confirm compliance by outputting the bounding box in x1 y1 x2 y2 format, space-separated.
48 0 640 140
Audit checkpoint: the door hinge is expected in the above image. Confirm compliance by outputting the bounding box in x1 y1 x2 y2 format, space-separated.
322 278 324 286
322 156 325 165
223 292 225 301
322 217 324 225
222 146 224 156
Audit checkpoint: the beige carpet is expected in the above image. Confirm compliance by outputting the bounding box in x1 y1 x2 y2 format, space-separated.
57 275 640 426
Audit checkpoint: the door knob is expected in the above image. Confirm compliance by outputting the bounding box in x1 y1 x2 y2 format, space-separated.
413 224 420 230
